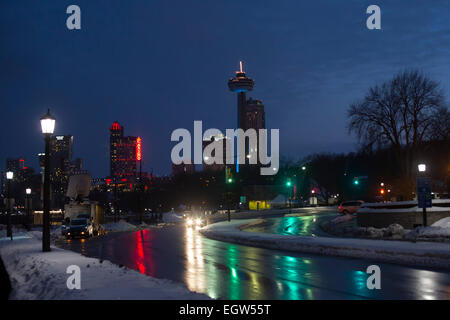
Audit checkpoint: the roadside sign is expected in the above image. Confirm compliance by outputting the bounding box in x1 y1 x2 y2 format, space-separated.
417 177 432 208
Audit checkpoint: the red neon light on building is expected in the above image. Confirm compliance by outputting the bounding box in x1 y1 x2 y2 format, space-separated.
110 121 122 131
136 137 142 161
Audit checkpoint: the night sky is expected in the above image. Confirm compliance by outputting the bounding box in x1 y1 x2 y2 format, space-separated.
1 1 450 177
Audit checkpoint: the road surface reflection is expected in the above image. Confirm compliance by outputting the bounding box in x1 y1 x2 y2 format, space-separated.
57 223 450 300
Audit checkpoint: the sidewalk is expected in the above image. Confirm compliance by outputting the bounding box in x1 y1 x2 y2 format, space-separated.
0 230 209 300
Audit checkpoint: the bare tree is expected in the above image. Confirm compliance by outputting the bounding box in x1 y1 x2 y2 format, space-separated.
348 70 445 184
429 106 450 141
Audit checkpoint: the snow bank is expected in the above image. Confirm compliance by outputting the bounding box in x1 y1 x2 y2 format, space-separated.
359 199 450 213
0 232 209 300
361 199 450 207
330 214 355 224
102 220 137 232
405 224 450 241
200 220 450 269
359 206 450 213
432 217 450 228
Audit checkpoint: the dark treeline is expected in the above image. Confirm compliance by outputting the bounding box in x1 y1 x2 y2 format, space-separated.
283 138 449 204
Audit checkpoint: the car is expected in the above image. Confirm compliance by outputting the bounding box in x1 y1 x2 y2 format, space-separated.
338 200 364 214
66 218 93 239
186 216 205 228
75 213 100 236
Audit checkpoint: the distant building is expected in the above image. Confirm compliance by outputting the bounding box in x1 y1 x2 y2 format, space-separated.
110 121 138 178
202 134 229 172
228 63 266 168
5 158 25 182
244 98 265 131
172 162 195 176
1 158 39 207
49 136 73 208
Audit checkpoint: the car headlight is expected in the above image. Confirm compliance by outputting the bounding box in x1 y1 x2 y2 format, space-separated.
187 218 193 226
195 218 202 226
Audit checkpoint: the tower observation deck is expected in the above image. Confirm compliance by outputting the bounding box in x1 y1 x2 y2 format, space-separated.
228 61 254 129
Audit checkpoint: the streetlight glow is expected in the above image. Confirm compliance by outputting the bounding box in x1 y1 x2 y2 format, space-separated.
418 164 426 172
40 109 56 134
6 171 13 180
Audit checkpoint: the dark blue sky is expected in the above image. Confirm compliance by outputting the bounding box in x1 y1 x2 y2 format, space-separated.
1 1 450 177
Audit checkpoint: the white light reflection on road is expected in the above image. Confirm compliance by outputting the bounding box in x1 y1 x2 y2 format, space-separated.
185 226 205 293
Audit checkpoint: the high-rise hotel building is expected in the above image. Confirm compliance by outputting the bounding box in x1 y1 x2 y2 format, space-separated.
110 121 138 178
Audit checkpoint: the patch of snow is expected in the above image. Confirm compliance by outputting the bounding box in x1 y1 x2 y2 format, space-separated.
432 217 450 228
102 220 137 232
361 199 450 208
330 214 355 224
406 225 450 240
358 206 450 213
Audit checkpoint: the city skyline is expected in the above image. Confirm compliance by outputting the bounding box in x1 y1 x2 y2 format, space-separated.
2 1 450 177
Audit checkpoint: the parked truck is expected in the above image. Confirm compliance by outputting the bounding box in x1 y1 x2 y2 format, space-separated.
63 174 104 238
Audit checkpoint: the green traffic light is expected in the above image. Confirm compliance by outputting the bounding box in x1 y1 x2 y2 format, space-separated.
286 181 292 187
354 180 359 185
227 178 233 183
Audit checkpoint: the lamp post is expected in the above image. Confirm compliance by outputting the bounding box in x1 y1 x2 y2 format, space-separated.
417 163 429 227
26 188 32 231
40 109 55 252
6 171 13 240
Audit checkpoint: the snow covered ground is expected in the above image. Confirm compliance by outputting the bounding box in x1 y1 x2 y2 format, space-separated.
405 218 450 240
101 219 140 232
200 219 450 269
0 229 209 300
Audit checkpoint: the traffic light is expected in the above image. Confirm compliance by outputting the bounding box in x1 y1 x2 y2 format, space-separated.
225 167 233 184
380 188 385 195
353 178 359 185
286 179 292 187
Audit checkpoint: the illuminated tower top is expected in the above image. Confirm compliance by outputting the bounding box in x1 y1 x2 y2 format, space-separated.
228 61 254 93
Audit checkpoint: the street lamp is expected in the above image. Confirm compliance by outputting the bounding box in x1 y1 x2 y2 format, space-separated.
417 163 430 227
6 171 13 240
40 109 55 252
25 188 32 230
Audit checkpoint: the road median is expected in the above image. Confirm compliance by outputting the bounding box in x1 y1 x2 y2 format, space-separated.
200 219 450 269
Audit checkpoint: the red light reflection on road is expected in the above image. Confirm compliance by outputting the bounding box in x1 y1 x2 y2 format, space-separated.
133 229 155 276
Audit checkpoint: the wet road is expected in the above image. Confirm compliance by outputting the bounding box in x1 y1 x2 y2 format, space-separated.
245 213 336 237
58 214 450 300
